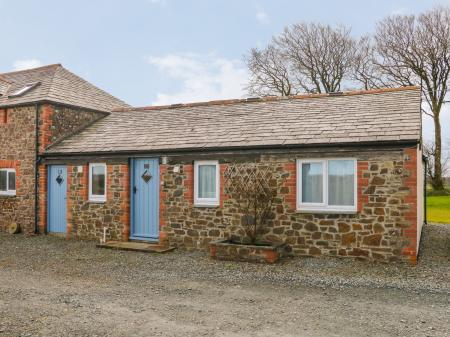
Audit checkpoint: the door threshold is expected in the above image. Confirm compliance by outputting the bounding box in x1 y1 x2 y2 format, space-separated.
97 241 175 253
129 236 159 243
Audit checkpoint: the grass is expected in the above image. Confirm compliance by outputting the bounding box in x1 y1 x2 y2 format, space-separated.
427 195 450 224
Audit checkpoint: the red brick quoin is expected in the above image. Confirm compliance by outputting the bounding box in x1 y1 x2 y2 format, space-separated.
401 147 418 264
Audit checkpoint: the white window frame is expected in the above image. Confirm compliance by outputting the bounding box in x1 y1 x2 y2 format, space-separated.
89 163 107 202
0 168 16 196
296 158 357 213
194 160 220 207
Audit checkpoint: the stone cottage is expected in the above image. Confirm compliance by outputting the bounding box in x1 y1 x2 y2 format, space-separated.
0 64 130 234
39 85 425 264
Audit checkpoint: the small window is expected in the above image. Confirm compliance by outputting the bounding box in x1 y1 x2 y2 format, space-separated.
8 82 41 98
297 159 357 213
89 163 106 202
0 168 16 196
194 160 220 206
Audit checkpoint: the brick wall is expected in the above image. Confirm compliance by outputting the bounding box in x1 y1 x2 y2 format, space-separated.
0 108 8 124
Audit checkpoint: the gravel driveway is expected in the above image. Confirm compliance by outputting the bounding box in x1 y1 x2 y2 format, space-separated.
0 223 449 337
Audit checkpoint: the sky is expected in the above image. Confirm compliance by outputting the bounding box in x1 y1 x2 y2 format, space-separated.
0 0 449 144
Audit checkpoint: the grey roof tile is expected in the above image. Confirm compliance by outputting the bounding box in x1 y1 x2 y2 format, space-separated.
46 87 421 154
0 64 130 112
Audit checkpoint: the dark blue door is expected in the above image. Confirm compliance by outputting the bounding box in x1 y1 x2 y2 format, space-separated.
131 158 159 240
48 165 67 233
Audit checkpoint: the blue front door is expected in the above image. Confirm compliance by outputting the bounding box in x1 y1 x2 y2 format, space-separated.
48 165 67 233
131 158 159 240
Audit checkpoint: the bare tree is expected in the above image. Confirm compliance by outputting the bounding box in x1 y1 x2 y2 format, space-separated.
245 23 358 95
245 45 296 96
423 140 449 189
366 7 450 190
277 23 357 93
352 36 390 90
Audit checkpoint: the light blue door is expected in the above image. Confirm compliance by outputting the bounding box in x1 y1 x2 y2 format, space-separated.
131 158 159 240
48 165 67 233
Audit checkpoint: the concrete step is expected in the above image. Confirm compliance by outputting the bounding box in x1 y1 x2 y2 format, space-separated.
97 240 175 253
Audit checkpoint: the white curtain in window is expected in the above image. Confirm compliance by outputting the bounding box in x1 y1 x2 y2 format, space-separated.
302 163 323 203
198 165 216 198
328 160 354 206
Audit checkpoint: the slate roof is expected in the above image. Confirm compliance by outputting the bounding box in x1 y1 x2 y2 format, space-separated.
46 86 421 155
0 64 130 112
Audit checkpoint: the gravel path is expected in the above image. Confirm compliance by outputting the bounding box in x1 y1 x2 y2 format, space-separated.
0 223 449 336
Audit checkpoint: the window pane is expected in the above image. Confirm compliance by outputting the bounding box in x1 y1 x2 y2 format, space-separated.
302 163 323 203
198 165 216 198
92 166 105 196
8 171 15 191
0 171 6 191
328 160 355 206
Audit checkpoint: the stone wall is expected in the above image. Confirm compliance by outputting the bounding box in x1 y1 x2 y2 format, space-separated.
65 161 129 241
0 103 107 234
36 104 107 234
0 106 36 233
40 144 420 263
160 146 420 263
38 104 105 152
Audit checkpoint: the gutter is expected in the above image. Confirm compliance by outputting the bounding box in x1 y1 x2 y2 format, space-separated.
41 139 421 160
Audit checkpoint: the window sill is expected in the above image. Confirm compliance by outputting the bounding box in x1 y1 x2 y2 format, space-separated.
296 208 357 215
0 194 17 198
194 203 220 208
89 199 106 204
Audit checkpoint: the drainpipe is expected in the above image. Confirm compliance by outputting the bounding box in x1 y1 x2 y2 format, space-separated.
423 157 427 226
34 103 40 234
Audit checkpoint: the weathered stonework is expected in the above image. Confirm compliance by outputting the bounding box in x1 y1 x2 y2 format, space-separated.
160 147 420 263
66 161 130 241
39 105 105 151
38 145 421 264
0 106 36 233
0 103 106 234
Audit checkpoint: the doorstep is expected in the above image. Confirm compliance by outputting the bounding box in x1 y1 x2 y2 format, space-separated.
97 240 175 253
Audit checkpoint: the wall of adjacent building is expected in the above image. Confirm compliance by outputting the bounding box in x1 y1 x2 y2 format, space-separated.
0 105 36 233
0 103 105 234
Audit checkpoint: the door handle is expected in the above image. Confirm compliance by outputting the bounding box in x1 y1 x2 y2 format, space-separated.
133 186 137 194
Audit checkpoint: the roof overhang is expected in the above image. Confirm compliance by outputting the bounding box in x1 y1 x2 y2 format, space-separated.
42 139 420 161
0 99 111 115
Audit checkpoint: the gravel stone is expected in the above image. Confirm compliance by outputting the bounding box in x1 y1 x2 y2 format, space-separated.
0 223 448 336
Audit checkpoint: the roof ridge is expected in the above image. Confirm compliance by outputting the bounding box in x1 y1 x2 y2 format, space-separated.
47 66 131 109
0 63 62 76
113 86 420 112
45 64 62 99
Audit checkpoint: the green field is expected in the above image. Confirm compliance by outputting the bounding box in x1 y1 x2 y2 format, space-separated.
427 195 450 223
